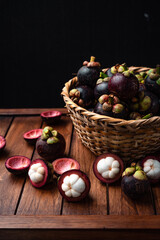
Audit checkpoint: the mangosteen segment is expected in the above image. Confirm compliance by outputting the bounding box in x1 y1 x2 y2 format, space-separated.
41 110 62 124
93 153 124 183
58 169 90 202
52 158 80 175
23 129 43 144
5 155 31 175
140 156 160 182
0 135 6 152
28 159 53 188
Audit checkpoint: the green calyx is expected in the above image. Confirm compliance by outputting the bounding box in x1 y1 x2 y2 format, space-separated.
133 170 147 181
41 126 59 144
99 71 108 79
122 162 147 181
111 63 128 74
139 96 151 112
122 167 136 177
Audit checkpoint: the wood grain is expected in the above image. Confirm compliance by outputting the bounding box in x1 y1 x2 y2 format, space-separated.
16 116 73 215
62 129 107 215
0 116 41 214
0 108 68 115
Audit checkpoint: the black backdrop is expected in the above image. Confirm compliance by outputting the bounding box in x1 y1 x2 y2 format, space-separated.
1 0 160 108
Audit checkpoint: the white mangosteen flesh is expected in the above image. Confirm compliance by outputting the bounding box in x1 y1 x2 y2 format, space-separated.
61 174 86 198
143 159 160 180
28 163 45 183
97 157 120 179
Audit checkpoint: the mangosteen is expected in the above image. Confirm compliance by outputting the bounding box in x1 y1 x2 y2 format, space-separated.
23 129 43 145
108 70 139 101
52 158 80 176
145 65 160 97
5 155 31 175
41 110 62 125
94 73 110 100
77 56 101 88
138 156 160 183
130 90 159 116
93 153 124 184
135 71 147 84
69 85 94 108
0 135 6 153
105 63 128 77
121 162 150 199
58 169 90 202
94 94 128 119
36 126 66 162
28 159 53 188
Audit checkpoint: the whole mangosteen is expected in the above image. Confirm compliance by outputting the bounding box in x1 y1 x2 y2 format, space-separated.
121 162 150 199
77 56 101 88
145 65 160 96
94 72 110 100
36 126 66 162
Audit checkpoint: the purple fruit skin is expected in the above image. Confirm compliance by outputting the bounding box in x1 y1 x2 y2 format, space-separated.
94 82 110 100
108 73 139 101
76 85 94 107
77 66 100 88
94 102 113 117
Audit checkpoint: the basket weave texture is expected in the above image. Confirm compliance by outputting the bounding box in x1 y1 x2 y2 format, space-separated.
61 66 160 162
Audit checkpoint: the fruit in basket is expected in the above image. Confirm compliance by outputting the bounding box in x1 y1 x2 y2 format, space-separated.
121 162 150 199
0 135 6 153
130 90 159 116
28 159 53 188
94 94 128 119
69 85 94 108
36 126 66 162
5 155 31 175
135 72 147 84
137 156 160 183
41 110 62 125
77 56 101 88
52 158 80 176
145 65 160 96
105 63 128 77
93 153 124 183
94 72 110 100
23 129 43 145
108 70 139 101
58 169 90 202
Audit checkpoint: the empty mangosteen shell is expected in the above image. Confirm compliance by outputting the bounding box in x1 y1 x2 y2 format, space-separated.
58 169 91 202
5 155 31 175
52 158 80 176
93 153 124 184
28 159 53 188
36 132 66 162
41 111 62 124
23 129 43 145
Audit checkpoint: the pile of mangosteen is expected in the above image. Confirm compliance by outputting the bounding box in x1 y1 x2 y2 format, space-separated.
69 56 160 120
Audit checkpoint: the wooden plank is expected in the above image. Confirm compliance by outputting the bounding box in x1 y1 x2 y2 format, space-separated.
0 116 41 214
62 130 107 215
108 177 155 215
16 116 73 215
0 116 13 136
1 215 160 229
0 108 68 116
151 182 160 214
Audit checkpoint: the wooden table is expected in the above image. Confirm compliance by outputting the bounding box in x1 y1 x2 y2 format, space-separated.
0 108 160 240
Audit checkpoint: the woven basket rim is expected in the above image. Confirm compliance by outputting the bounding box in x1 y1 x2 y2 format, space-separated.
61 66 160 127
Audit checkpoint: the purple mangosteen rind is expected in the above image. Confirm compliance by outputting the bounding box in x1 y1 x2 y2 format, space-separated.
52 158 80 176
0 135 6 152
28 159 54 188
23 129 43 145
41 111 62 124
5 155 31 175
93 153 124 184
58 169 90 202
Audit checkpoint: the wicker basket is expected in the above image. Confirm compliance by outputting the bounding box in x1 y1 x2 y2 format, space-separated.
61 66 160 162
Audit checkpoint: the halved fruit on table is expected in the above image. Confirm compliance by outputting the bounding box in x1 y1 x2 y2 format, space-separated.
52 158 80 176
5 155 31 175
41 110 62 124
23 129 43 145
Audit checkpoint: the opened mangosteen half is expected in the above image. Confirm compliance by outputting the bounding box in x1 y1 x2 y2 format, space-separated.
23 129 43 145
28 159 53 188
52 158 80 176
58 169 90 202
5 155 31 175
0 135 6 153
36 126 66 162
121 162 150 199
41 110 62 125
93 153 124 184
138 156 160 183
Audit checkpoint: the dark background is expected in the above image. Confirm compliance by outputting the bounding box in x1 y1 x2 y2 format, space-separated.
0 0 160 108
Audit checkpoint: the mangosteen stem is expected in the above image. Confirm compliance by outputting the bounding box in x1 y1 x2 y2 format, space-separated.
142 113 153 119
90 56 95 62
